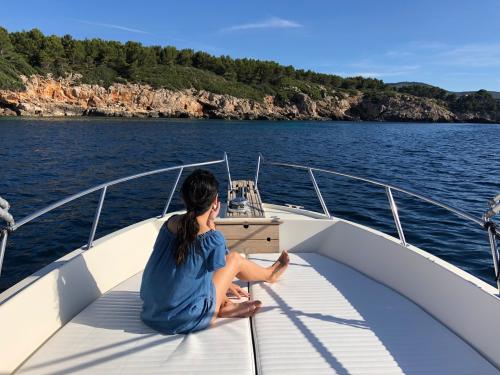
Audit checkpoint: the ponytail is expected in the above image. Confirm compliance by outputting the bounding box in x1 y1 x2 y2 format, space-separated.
175 211 200 265
174 169 219 265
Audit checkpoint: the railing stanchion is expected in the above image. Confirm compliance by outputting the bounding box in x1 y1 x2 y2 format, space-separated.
162 167 183 217
309 168 331 219
0 229 8 277
386 187 407 246
87 186 107 249
224 152 232 189
255 154 261 190
486 223 500 292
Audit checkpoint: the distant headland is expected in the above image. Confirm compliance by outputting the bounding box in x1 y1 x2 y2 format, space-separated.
0 27 498 123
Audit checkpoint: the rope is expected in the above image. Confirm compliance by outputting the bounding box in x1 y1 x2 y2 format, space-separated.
0 196 14 228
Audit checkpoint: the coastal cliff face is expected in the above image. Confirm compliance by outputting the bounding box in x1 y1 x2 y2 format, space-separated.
0 75 354 120
0 75 495 122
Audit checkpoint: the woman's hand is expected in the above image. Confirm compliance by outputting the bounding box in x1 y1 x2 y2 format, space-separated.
222 296 234 307
227 283 250 299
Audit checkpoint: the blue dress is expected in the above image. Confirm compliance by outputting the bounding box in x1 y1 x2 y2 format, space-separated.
140 224 228 334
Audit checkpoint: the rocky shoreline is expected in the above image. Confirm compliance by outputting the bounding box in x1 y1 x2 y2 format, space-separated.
0 75 498 123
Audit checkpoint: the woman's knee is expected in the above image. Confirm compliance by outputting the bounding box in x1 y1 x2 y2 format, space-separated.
226 251 242 267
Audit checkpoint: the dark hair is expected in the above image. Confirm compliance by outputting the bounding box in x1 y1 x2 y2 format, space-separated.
175 169 219 265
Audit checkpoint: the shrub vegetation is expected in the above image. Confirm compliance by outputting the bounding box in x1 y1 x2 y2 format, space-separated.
0 26 497 114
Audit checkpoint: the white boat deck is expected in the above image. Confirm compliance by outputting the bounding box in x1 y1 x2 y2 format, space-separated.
16 274 254 375
16 253 498 374
250 253 498 375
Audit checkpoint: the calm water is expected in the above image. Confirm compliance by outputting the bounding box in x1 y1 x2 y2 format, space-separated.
0 118 499 292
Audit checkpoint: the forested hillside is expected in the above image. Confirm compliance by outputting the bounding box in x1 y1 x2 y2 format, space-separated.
0 27 387 100
0 26 498 122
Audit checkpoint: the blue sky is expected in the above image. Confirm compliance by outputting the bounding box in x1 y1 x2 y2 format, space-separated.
1 0 499 91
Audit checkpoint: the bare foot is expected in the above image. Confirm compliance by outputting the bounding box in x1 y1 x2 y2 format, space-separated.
217 300 262 318
268 250 290 283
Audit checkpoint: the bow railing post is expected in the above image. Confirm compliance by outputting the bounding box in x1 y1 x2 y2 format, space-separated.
308 168 331 219
255 154 262 190
224 152 232 190
386 186 407 246
162 167 183 217
486 222 500 292
0 229 8 277
86 186 107 249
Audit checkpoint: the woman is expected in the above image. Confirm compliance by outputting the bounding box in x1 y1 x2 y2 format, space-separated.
140 169 289 334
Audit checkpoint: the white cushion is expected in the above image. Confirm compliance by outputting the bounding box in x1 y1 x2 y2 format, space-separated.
17 273 254 375
249 252 498 375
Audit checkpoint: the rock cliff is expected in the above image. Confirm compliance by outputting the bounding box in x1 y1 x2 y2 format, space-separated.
0 74 496 122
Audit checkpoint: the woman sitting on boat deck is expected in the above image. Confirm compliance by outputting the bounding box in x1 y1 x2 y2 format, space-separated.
140 169 289 334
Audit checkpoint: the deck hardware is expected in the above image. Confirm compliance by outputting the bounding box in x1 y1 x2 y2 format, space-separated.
87 186 107 250
386 187 407 246
308 168 331 219
228 187 249 213
162 167 184 217
285 204 305 209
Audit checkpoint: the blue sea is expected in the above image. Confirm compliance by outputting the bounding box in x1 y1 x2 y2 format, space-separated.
0 118 499 292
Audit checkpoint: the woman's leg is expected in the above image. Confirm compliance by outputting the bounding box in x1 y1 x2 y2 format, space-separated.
235 251 289 282
211 251 289 321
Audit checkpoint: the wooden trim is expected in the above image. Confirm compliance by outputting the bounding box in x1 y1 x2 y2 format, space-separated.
215 218 282 225
226 239 279 254
217 224 278 240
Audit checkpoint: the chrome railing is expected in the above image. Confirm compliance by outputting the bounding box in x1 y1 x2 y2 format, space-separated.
1 152 499 292
0 154 231 277
256 154 500 291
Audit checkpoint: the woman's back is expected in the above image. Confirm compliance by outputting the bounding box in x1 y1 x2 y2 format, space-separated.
140 217 227 334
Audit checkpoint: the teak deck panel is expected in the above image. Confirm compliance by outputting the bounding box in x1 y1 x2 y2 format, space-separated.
226 180 264 218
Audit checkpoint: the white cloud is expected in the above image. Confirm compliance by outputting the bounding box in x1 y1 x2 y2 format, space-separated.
407 41 449 50
437 43 500 67
335 63 420 78
385 41 500 68
336 72 382 78
385 50 413 58
75 19 150 34
337 70 418 78
221 17 303 32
